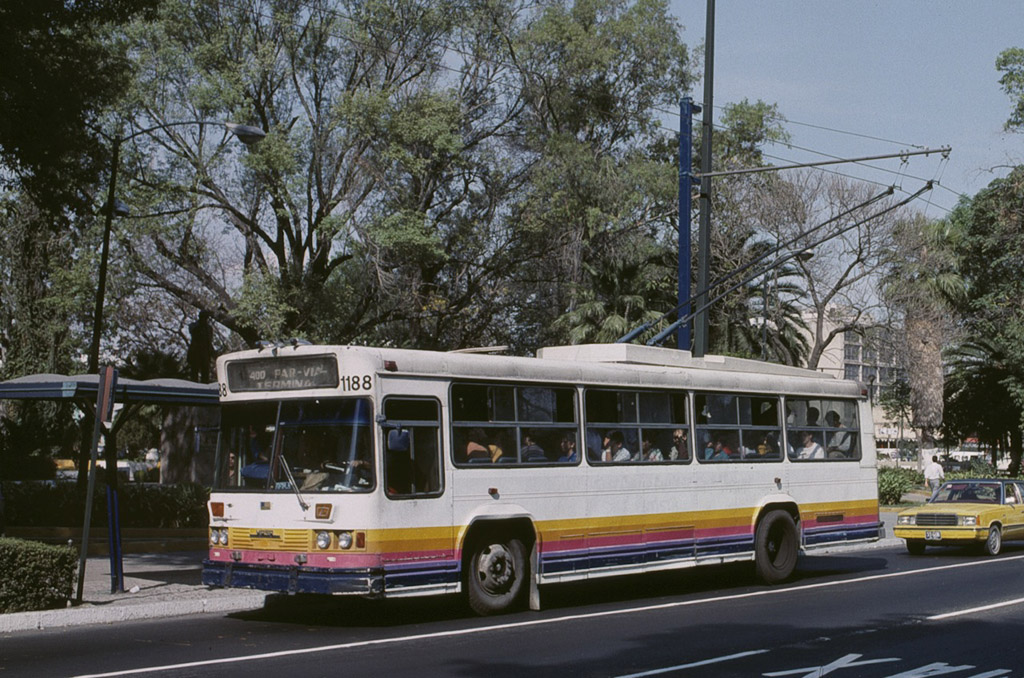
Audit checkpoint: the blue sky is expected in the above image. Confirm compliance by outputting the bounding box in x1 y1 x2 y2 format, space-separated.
668 1 1024 217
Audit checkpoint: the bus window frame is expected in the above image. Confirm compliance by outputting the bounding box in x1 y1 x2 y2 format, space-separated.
782 395 863 462
381 396 445 500
450 381 581 467
693 392 783 464
584 387 692 465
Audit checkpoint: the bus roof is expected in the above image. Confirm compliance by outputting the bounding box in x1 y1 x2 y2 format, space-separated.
537 344 832 380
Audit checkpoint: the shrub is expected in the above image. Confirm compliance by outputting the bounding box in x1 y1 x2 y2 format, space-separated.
878 466 914 505
0 481 209 528
0 538 76 613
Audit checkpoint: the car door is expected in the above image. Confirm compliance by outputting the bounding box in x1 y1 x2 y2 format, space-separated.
1010 482 1024 540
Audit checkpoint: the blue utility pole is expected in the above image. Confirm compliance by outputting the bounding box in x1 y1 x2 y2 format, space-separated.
678 97 700 351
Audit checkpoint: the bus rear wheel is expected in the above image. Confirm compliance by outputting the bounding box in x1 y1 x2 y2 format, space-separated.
754 510 798 584
466 536 527 616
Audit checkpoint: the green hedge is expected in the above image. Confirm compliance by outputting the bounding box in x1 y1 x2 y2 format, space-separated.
878 466 919 505
0 538 76 613
0 482 209 528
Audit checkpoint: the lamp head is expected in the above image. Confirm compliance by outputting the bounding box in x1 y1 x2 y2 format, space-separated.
224 122 266 145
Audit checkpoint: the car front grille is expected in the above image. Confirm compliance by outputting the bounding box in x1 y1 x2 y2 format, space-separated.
915 514 958 527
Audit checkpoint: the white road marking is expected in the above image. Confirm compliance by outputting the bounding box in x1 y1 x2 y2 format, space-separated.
613 649 770 677
73 555 1024 678
927 595 1024 620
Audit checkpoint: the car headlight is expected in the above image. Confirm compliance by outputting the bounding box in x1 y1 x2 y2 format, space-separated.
897 515 916 525
960 516 977 526
316 531 332 549
337 531 353 549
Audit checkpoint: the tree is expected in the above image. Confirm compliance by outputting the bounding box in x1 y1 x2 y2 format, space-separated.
946 168 1024 471
0 0 156 209
509 0 694 349
883 214 964 461
763 173 903 370
878 377 912 457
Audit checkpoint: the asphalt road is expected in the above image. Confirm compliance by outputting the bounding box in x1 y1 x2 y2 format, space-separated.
6 542 1024 678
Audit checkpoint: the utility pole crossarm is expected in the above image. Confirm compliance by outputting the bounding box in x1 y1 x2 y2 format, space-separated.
695 146 951 179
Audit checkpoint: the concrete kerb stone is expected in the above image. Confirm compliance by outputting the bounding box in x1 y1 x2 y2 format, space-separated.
0 588 269 634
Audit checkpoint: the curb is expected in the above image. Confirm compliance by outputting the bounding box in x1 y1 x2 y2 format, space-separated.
0 591 268 634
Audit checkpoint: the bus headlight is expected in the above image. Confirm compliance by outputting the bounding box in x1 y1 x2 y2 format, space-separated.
316 531 332 549
897 515 915 526
211 528 228 546
337 531 353 549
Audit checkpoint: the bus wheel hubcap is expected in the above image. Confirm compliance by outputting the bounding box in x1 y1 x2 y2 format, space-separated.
477 544 514 593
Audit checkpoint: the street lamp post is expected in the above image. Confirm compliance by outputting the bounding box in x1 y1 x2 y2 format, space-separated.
86 121 265 376
78 120 264 599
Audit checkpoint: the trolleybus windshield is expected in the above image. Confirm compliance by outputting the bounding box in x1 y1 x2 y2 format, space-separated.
216 398 374 493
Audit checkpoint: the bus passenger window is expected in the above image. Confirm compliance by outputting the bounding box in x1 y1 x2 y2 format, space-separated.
785 397 860 462
382 398 443 498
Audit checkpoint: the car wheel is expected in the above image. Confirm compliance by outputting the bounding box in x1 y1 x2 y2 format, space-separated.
984 525 1002 556
905 540 926 555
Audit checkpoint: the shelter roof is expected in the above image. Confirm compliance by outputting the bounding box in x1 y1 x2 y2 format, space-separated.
0 373 218 406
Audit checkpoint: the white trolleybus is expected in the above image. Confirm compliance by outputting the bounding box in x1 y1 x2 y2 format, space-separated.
203 343 881 615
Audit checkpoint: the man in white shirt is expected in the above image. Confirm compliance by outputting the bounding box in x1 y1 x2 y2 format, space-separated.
924 455 945 500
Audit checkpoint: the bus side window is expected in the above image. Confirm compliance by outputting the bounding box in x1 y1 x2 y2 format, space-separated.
383 398 443 498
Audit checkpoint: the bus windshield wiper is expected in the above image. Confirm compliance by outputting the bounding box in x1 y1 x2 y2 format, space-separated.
278 454 309 511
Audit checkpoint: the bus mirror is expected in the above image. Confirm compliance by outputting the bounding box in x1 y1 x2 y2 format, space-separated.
387 429 410 453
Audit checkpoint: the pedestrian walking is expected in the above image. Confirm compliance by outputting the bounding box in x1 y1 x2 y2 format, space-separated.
924 455 945 501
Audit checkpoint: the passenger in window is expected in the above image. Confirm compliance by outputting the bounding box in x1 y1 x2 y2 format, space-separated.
806 407 820 427
642 433 664 461
825 411 853 458
755 433 779 458
670 429 689 460
603 430 633 462
464 428 491 462
520 434 546 462
558 434 578 462
795 430 824 460
706 434 734 461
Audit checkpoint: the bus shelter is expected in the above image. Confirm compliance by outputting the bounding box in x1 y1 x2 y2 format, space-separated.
0 372 218 600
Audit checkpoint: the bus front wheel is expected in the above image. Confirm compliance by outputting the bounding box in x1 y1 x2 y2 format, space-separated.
466 536 527 616
754 510 798 584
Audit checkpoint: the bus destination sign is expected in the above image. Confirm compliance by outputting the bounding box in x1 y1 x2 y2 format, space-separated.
226 355 339 392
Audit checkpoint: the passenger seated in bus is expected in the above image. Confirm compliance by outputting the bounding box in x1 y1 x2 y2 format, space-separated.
642 433 664 461
670 429 689 461
795 430 824 459
520 434 546 462
603 430 632 462
755 433 779 458
825 411 853 458
558 434 578 462
464 428 492 462
706 435 733 461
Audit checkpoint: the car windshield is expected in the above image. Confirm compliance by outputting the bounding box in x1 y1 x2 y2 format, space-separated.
215 398 375 493
932 482 1001 504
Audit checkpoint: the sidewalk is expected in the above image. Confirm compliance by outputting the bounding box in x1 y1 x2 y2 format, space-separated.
0 550 268 634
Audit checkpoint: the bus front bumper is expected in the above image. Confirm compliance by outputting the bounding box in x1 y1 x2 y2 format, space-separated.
202 559 384 596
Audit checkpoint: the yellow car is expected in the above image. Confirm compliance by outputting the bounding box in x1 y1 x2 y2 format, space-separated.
895 478 1024 556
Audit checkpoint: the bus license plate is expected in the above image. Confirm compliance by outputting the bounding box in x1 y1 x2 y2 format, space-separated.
925 530 941 541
